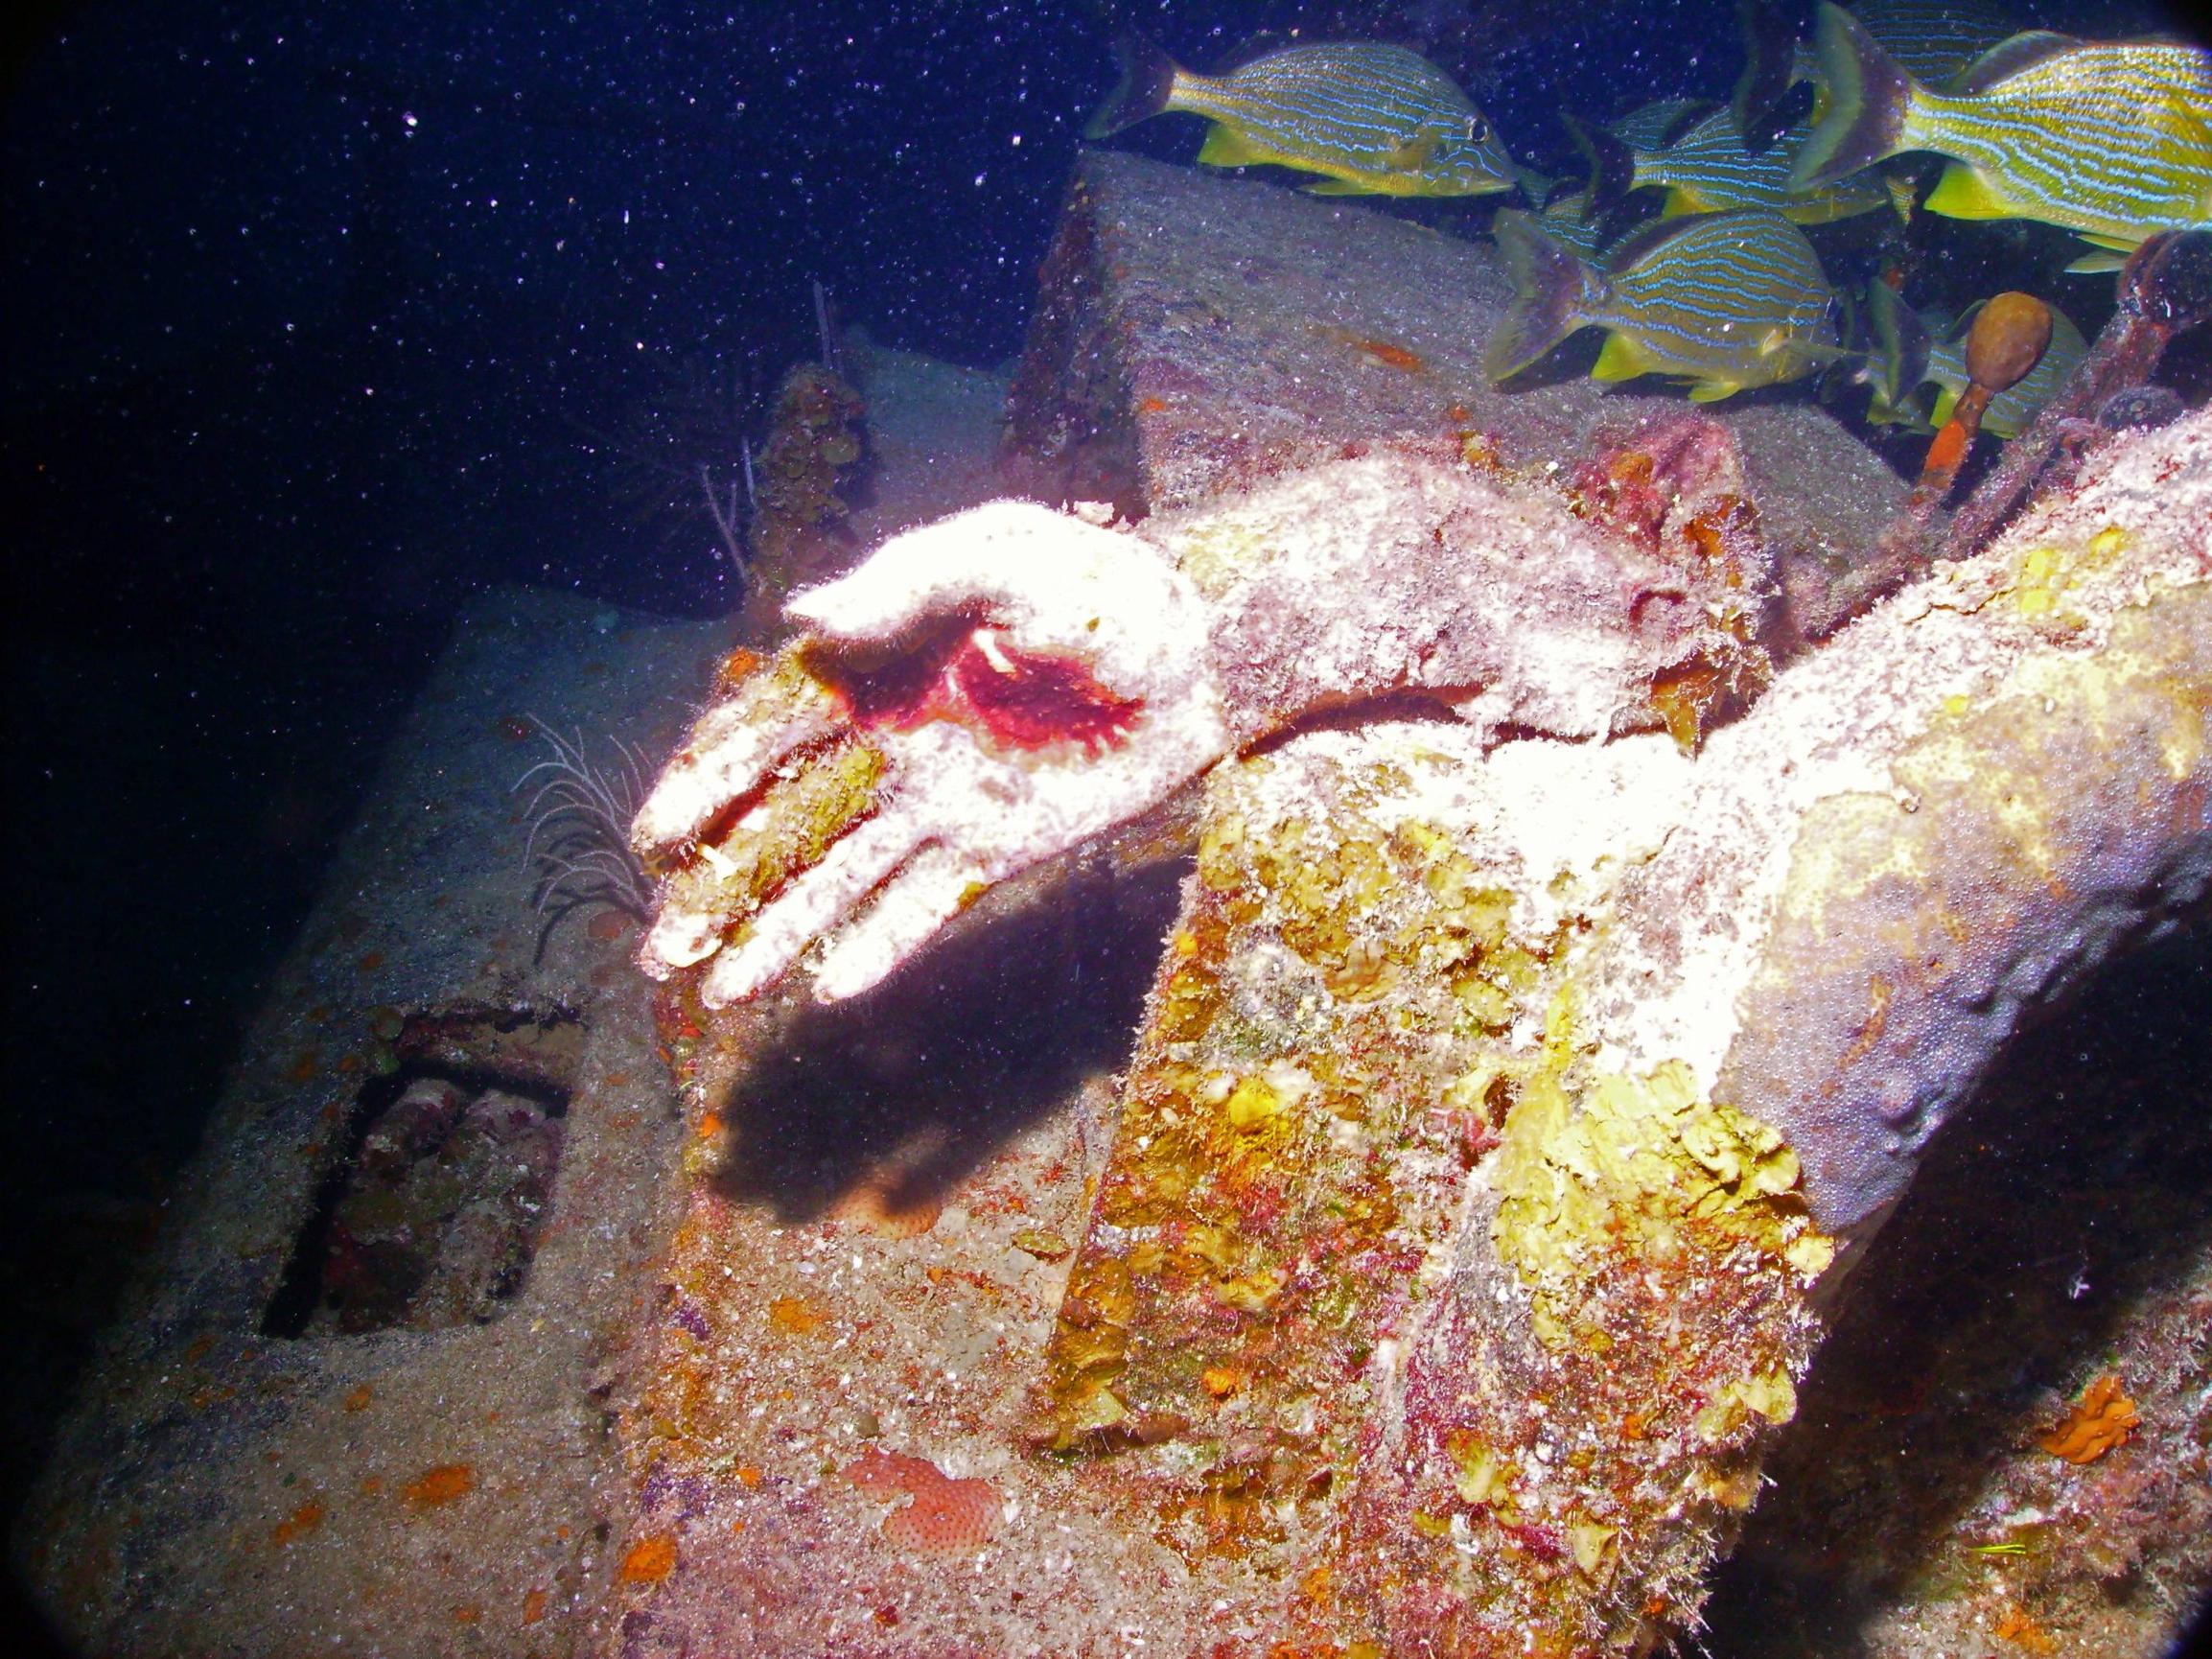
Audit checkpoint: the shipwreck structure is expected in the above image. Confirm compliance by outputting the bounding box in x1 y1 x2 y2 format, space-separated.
16 152 2210 1658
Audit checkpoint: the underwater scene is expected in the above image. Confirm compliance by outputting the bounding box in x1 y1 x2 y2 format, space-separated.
5 0 2211 1653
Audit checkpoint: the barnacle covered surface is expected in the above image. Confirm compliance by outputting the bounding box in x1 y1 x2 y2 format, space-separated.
1030 724 1839 1654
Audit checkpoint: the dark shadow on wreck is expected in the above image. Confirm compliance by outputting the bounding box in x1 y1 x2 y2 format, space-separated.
699 853 1188 1227
1705 918 2212 1658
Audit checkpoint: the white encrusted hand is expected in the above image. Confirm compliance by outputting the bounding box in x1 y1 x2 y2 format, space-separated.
631 501 1230 1005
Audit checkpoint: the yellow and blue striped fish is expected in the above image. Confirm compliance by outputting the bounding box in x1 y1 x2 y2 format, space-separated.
1483 207 1838 403
1534 187 1614 260
1083 35 1518 199
1832 0 2023 86
1787 0 2024 91
1848 284 2085 439
1606 98 1718 153
1790 3 2212 262
1738 0 2023 146
1570 105 1895 224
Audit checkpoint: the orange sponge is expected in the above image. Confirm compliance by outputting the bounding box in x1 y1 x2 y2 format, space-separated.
845 1449 1002 1555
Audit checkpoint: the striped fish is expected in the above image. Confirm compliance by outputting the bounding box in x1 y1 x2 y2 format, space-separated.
1083 35 1518 199
1790 3 2212 261
1841 0 2023 86
1570 104 1895 224
1794 0 2024 90
1606 98 1717 153
1483 207 1838 403
1919 302 2087 438
1534 187 1615 260
1739 0 2024 146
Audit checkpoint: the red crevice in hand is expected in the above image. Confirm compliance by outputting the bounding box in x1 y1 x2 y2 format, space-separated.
816 625 1143 757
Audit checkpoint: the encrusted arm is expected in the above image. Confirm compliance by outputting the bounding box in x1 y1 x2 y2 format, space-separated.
1167 427 1770 748
633 420 1773 1005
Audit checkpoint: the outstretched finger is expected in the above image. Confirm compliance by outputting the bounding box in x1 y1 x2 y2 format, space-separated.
700 811 931 1007
810 844 991 1002
630 655 840 855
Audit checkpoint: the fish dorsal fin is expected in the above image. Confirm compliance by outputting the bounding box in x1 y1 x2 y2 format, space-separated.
1952 31 2082 95
1600 209 1725 273
1212 31 1298 73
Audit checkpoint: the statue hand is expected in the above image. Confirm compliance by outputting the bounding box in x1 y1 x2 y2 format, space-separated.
631 501 1229 1004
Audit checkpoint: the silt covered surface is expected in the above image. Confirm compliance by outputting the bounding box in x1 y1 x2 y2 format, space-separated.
1005 149 1908 598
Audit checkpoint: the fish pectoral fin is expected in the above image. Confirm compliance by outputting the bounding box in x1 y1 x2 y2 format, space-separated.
1384 132 1441 172
1922 162 2014 222
1687 378 1742 403
1755 325 1803 360
1590 332 1648 384
1196 123 1270 168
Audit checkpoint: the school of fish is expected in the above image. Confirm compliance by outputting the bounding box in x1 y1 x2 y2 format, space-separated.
1086 0 2210 427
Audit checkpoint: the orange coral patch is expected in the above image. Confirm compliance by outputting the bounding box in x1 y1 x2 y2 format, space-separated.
768 1295 827 1337
2037 1372 2138 1463
883 1476 1000 1554
845 1449 1002 1556
1349 338 1427 372
829 1176 943 1239
619 1532 680 1584
403 1463 477 1507
1995 1605 2059 1654
269 1498 326 1547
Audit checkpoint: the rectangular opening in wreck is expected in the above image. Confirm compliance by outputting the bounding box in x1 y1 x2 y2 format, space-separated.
261 1005 581 1338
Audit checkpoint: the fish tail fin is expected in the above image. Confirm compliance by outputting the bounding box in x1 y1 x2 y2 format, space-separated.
1789 2 1917 192
1731 0 1802 154
1084 33 1179 140
1483 209 1602 386
1865 279 1931 411
1562 114 1637 218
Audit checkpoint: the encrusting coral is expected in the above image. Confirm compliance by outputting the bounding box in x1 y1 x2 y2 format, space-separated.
623 399 2212 1652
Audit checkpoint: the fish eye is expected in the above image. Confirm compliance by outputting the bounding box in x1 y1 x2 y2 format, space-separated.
1465 116 1487 144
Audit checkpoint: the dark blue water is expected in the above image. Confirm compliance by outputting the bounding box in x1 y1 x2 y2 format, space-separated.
2 4 2203 1647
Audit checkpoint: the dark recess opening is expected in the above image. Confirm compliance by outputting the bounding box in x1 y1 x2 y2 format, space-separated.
262 1006 581 1338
